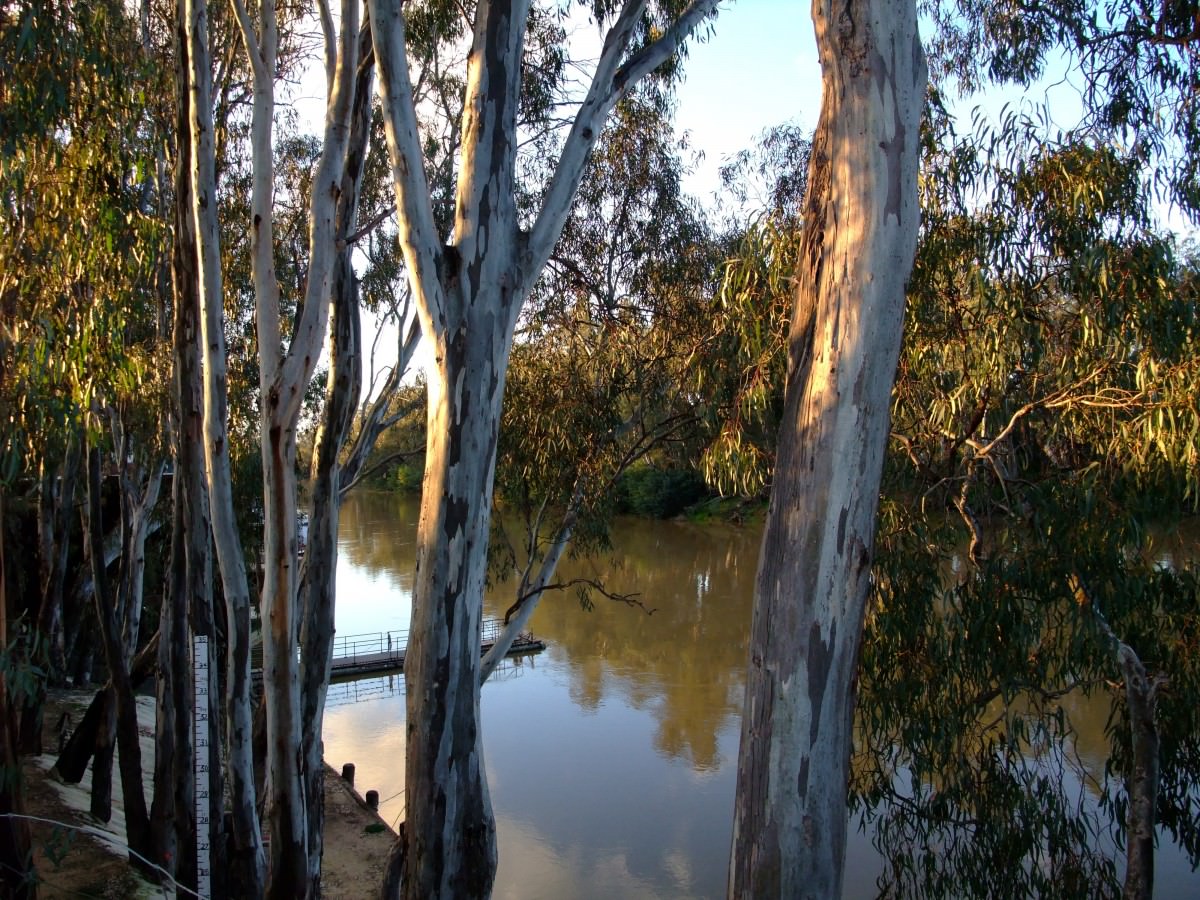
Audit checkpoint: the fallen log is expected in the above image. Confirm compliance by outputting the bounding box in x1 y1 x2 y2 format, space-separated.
53 631 160 783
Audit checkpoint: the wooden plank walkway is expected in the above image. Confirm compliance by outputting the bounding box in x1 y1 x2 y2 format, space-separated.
250 619 546 682
329 620 546 678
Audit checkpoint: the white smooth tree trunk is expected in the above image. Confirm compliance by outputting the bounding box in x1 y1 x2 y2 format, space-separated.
182 0 265 892
228 0 359 891
369 1 722 895
298 16 379 893
728 1 925 897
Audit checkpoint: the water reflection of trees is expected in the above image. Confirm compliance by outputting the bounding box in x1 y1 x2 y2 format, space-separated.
340 493 758 774
338 491 419 592
857 502 1200 898
484 517 759 772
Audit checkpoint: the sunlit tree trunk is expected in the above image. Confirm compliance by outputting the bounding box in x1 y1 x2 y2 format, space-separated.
298 16 376 894
728 1 925 896
182 0 264 891
153 15 218 881
227 0 360 891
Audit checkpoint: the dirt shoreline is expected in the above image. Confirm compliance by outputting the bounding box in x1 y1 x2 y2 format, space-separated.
20 689 395 898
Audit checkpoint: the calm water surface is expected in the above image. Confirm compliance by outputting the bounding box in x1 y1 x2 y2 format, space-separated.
321 492 1198 898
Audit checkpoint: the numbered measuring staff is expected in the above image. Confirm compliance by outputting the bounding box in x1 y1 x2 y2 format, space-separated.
193 634 212 899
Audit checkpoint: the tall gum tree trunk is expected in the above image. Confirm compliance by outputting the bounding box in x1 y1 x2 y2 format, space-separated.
152 11 209 881
299 18 375 893
368 0 724 894
182 0 264 890
224 2 362 887
225 0 360 887
728 1 925 896
400 317 513 897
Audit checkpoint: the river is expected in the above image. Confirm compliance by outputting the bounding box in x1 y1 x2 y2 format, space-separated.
320 491 1199 898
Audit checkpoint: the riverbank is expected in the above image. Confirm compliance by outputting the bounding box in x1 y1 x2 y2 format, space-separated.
20 689 394 898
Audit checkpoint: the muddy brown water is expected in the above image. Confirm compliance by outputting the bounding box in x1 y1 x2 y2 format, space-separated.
322 491 1199 899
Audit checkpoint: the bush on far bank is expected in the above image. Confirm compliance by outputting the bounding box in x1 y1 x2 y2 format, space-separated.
615 465 710 519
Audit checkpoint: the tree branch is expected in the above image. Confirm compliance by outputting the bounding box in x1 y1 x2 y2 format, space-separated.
524 0 721 292
276 0 361 418
368 0 447 339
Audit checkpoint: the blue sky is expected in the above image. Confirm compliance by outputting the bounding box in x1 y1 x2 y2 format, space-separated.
672 2 815 203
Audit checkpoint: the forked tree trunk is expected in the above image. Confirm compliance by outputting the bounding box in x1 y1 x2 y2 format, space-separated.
728 2 925 896
369 1 722 895
182 0 264 891
298 17 375 895
227 0 360 884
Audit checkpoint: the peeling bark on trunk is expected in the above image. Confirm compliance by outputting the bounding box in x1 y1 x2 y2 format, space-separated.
298 18 375 895
728 2 925 896
182 0 265 890
369 0 724 894
402 345 508 898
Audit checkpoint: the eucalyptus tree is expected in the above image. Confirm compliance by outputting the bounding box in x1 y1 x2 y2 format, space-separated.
482 88 720 679
727 0 926 895
1 0 165 683
183 0 370 892
367 0 723 893
719 0 1200 892
296 16 426 889
852 106 1200 897
923 0 1200 220
844 0 1200 892
2 2 172 883
712 120 1199 897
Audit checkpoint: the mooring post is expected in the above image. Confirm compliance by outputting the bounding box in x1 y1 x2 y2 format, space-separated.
366 789 379 811
342 762 355 787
